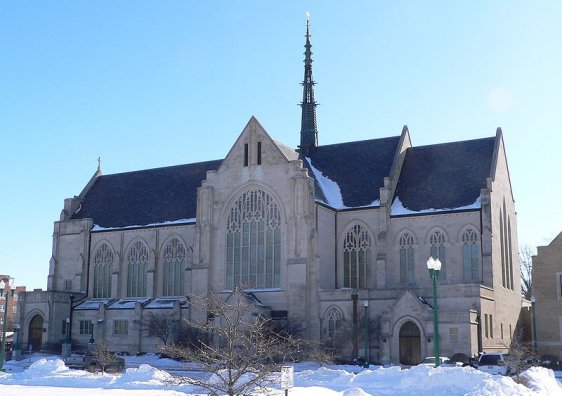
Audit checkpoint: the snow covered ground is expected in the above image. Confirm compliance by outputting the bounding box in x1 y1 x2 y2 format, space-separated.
0 354 560 395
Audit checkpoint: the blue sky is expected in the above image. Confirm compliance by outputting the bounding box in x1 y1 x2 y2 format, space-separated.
1 1 561 289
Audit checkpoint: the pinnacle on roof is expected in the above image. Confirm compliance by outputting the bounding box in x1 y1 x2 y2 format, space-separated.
299 12 319 157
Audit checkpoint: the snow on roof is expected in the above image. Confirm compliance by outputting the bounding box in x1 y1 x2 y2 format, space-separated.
305 157 347 209
305 157 382 210
108 298 151 309
92 218 196 232
391 196 481 216
144 297 188 309
74 299 112 310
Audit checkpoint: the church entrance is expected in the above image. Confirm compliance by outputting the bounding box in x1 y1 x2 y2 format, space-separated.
29 315 44 351
399 321 421 365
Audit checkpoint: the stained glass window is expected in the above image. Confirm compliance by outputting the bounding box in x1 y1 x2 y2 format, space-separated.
93 243 113 298
162 238 186 296
127 240 148 297
343 224 372 289
226 190 281 289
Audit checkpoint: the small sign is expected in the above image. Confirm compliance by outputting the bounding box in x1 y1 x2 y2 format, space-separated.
281 365 294 389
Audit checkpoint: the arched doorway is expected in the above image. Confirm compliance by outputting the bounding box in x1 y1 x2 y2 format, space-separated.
399 321 421 365
29 315 44 351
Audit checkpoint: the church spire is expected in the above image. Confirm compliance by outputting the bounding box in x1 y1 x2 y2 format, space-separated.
299 12 318 157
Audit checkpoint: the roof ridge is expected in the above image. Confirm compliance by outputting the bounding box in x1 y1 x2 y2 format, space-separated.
273 139 297 152
412 136 495 150
316 135 401 149
100 159 223 178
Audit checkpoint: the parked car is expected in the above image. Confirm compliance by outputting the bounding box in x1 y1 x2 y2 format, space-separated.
419 356 452 367
84 349 125 372
477 353 510 375
64 352 85 369
64 350 125 372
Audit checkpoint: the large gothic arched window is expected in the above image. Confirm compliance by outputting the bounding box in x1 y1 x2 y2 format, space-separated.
343 224 372 289
462 228 480 282
162 238 186 296
429 230 446 280
399 232 415 283
126 240 148 297
226 189 281 289
93 243 113 298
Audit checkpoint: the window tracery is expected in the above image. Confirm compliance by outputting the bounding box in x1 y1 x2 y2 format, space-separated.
127 240 148 297
226 189 281 289
462 228 480 282
399 232 415 283
343 224 372 289
93 243 113 298
325 306 344 341
162 238 186 296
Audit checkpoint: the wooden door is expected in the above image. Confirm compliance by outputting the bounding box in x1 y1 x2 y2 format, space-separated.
399 321 421 365
29 315 43 351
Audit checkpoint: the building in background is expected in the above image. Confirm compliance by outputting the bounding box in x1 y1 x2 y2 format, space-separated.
532 232 562 360
17 19 523 364
0 275 26 331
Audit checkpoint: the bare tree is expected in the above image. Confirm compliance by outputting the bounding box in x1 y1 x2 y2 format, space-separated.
504 328 537 384
520 245 535 300
143 312 179 346
160 286 302 396
88 340 117 374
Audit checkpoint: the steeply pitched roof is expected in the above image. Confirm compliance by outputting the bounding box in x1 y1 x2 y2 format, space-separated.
71 160 222 228
304 136 401 208
392 137 495 215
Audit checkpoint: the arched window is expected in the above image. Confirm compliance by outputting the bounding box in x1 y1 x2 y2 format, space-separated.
500 200 515 291
162 238 186 296
93 243 113 298
500 210 506 287
126 240 148 297
430 230 446 280
226 189 281 289
462 228 480 282
507 218 514 290
399 232 415 283
343 224 372 289
325 306 344 341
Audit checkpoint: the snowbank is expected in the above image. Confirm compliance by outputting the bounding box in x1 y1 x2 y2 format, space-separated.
0 356 560 395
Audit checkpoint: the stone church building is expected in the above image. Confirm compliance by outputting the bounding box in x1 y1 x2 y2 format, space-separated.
17 20 522 364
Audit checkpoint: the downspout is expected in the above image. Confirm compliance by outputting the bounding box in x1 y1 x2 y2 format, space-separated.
334 210 338 288
479 209 484 283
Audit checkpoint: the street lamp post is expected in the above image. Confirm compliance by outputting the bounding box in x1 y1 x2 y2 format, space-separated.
351 292 358 361
530 296 538 354
363 300 369 368
61 317 72 358
0 278 14 372
89 321 95 344
427 257 442 368
13 324 20 361
66 318 71 344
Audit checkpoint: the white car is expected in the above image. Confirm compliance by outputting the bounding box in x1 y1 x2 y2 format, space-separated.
419 357 452 367
477 353 510 375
